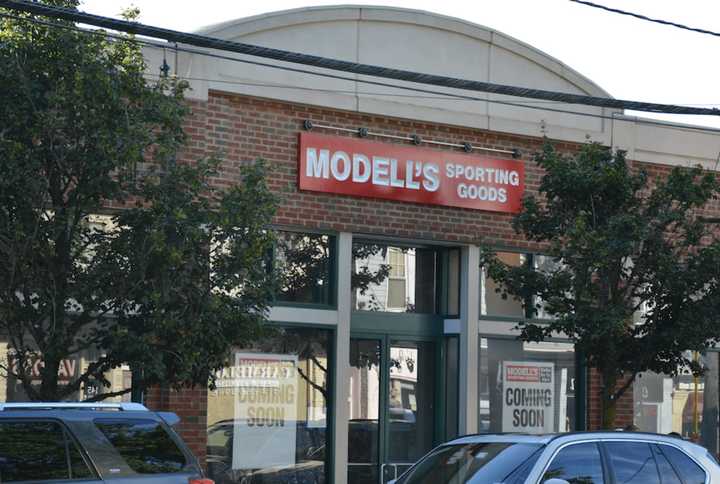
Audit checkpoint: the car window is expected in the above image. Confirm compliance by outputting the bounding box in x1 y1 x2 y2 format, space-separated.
0 420 93 482
606 442 660 484
658 445 706 484
542 442 605 484
68 436 94 479
502 446 544 484
650 445 682 484
397 442 545 484
94 418 189 474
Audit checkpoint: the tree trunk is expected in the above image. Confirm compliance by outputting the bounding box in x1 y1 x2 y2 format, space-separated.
602 392 617 429
601 371 618 429
39 356 60 401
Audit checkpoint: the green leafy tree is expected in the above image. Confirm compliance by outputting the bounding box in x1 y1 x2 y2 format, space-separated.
0 1 278 401
482 141 720 428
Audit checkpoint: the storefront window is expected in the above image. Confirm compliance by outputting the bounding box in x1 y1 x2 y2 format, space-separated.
479 338 576 433
634 351 719 455
352 242 437 313
481 252 564 319
532 255 563 320
480 252 527 318
206 327 332 484
275 231 335 306
0 341 132 403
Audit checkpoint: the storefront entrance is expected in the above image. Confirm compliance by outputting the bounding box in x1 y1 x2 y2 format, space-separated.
346 238 456 482
347 336 438 484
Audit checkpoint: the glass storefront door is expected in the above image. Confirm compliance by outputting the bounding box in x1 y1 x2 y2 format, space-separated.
348 337 437 484
348 338 382 484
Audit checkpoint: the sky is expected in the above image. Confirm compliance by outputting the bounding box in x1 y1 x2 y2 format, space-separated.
78 0 720 129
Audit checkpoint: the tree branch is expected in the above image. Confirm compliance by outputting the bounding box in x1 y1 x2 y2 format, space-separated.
296 367 327 399
309 354 327 374
3 342 40 401
57 357 114 399
613 372 637 402
65 334 106 356
83 387 132 402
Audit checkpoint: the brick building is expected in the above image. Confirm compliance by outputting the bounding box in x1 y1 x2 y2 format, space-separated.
139 6 720 484
3 5 719 484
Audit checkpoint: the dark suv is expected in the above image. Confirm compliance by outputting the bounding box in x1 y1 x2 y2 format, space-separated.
0 402 211 483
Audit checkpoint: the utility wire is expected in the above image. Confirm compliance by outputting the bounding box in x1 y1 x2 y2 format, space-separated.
141 42 720 136
146 74 720 107
570 0 720 38
3 11 720 136
157 45 720 134
0 0 718 117
19 11 720 107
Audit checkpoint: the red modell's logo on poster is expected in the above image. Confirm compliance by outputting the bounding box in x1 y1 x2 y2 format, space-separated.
298 132 525 213
506 365 541 383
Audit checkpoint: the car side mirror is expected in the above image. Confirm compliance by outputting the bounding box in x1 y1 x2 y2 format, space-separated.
544 479 571 484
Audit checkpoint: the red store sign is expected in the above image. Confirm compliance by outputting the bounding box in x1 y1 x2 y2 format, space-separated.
298 132 525 213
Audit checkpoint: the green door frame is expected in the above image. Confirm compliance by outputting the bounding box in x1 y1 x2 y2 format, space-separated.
350 311 448 483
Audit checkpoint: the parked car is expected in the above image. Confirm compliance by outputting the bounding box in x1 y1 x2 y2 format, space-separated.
388 431 720 484
206 419 326 484
0 402 211 483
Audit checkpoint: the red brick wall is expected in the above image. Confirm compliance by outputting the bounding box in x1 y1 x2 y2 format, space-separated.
587 369 635 431
145 386 208 467
179 92 582 249
182 92 720 243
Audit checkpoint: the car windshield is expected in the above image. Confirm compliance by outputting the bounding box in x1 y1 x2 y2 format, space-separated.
398 442 544 484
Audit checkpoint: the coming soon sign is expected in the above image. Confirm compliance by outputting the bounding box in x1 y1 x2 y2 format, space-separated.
502 361 555 433
298 132 525 213
232 353 298 470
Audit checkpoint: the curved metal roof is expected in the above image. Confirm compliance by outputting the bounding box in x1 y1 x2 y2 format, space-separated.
196 4 613 99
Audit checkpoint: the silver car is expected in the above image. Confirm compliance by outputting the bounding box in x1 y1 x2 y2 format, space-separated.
389 432 720 484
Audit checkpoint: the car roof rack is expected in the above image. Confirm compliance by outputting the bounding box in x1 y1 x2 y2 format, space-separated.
0 402 148 411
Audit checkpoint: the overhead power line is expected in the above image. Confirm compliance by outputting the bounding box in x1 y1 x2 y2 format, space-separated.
3 10 720 136
569 0 720 38
0 0 718 118
3 11 720 137
158 43 720 135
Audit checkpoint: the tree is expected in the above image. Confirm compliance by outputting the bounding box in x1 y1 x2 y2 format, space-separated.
0 1 278 401
482 141 720 429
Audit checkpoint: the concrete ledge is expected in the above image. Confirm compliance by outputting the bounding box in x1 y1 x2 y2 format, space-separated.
268 306 338 325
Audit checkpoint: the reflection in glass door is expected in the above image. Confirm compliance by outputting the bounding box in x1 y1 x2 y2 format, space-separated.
348 338 436 484
348 339 381 484
384 341 435 483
